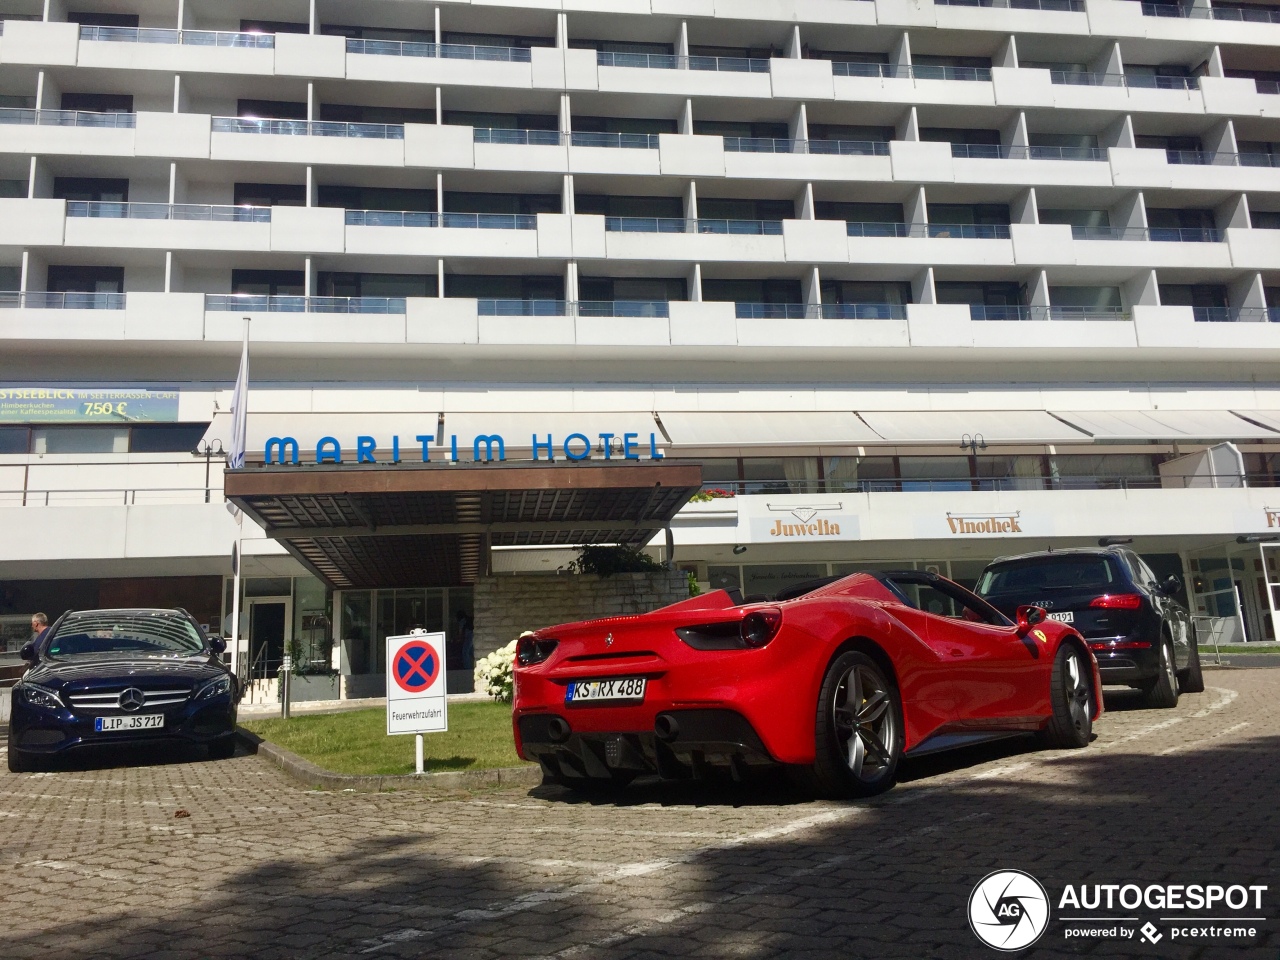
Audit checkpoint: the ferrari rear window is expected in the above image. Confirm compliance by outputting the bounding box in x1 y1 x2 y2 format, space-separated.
46 613 205 658
976 556 1118 596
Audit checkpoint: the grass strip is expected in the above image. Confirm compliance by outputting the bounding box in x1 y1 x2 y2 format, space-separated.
242 700 526 776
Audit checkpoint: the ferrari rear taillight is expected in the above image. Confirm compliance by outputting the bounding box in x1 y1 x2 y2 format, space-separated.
675 606 783 650
516 636 559 666
740 607 783 647
1089 593 1143 610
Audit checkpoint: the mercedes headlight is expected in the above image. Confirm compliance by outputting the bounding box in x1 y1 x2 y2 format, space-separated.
22 683 64 710
195 675 233 701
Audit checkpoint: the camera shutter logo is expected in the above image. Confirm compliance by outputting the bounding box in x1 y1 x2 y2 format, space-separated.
968 870 1050 951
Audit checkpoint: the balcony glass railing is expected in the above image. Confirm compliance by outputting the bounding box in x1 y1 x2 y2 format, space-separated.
950 144 1108 161
344 210 538 229
575 301 672 318
66 201 271 221
345 38 535 61
1068 225 1223 241
723 137 801 153
1211 5 1280 21
1239 152 1280 167
908 64 994 82
834 62 991 81
1124 74 1200 91
1049 70 1125 86
605 217 784 235
212 117 404 139
596 51 770 73
1258 80 1280 95
821 303 908 319
845 221 919 237
570 131 661 149
806 139 891 156
204 295 406 313
1193 306 1280 322
0 291 125 309
1140 1 1280 19
967 305 1132 321
935 0 1085 9
927 223 1012 239
473 127 563 146
698 472 1280 495
831 62 908 78
0 108 135 127
731 302 909 319
477 299 568 316
78 26 274 47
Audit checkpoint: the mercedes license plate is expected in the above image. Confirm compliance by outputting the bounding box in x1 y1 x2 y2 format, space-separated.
565 678 646 704
95 715 164 732
1047 611 1074 623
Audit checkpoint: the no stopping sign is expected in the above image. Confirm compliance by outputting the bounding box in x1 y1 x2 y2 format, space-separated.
386 632 448 735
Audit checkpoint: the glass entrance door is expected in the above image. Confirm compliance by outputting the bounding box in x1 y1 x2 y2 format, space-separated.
247 598 291 682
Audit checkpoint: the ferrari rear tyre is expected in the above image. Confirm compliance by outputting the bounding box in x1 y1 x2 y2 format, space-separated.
1141 637 1181 709
1178 635 1205 694
1040 642 1094 749
807 651 903 798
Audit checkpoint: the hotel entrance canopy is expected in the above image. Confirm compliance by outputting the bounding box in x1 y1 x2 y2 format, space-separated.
224 461 703 590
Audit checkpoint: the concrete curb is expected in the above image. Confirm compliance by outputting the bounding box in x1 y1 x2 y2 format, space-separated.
235 727 542 794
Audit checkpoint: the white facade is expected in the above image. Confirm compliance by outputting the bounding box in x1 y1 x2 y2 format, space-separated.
3 0 1280 676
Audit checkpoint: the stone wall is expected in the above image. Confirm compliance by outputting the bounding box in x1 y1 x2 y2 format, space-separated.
473 571 690 658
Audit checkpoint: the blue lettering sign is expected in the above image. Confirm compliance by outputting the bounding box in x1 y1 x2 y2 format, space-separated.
623 432 639 460
532 434 554 461
357 436 377 464
415 434 432 462
316 437 342 464
649 432 664 459
473 434 505 462
391 435 400 463
563 433 591 461
598 432 615 460
264 436 299 465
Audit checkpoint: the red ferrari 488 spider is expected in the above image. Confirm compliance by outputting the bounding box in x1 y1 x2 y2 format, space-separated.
512 570 1102 797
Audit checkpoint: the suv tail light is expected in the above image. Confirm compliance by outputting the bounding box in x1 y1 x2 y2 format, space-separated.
516 636 558 666
1089 593 1143 610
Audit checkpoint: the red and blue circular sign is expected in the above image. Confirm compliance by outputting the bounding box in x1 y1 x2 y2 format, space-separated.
393 642 440 693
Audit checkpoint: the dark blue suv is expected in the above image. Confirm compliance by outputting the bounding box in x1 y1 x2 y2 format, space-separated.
8 608 238 772
974 547 1204 708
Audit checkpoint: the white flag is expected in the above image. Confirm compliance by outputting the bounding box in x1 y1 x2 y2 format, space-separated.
226 319 249 519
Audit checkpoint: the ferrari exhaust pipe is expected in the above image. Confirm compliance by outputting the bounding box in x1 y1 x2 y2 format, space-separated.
547 716 571 743
654 713 679 743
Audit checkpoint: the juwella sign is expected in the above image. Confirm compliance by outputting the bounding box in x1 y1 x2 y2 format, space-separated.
261 430 666 465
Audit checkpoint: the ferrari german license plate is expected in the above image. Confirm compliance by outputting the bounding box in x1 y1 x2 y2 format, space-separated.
1047 611 1074 623
565 678 646 704
95 715 164 732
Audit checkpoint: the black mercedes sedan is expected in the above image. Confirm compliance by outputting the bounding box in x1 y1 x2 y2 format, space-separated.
974 547 1204 709
7 608 238 772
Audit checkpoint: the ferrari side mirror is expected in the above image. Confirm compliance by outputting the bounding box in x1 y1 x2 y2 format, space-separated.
1015 605 1047 635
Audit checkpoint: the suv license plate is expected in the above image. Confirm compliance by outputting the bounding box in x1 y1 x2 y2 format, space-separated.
96 715 164 732
1047 611 1074 623
565 678 646 704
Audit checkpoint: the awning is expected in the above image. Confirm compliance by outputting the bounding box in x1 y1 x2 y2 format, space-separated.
656 411 881 447
1052 410 1280 441
224 461 702 589
855 411 1091 444
1233 411 1280 435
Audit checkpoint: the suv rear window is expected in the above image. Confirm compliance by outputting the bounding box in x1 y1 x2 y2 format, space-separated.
976 555 1119 597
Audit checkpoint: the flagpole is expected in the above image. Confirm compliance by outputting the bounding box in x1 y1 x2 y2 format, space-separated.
226 317 250 685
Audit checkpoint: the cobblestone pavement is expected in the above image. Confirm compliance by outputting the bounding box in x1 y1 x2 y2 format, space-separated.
0 671 1275 960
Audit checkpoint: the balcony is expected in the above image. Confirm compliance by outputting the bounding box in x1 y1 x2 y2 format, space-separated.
722 137 890 155
473 128 562 146
66 201 271 222
570 131 660 149
78 25 274 47
0 108 135 128
1142 2 1280 20
0 291 125 309
950 144 1108 161
966 304 1131 320
211 117 404 140
345 38 534 62
605 217 783 236
1259 81 1280 95
1069 226 1223 242
935 0 1084 8
1047 71 1198 91
730 302 905 319
203 295 405 313
344 210 537 229
1193 306 1280 322
596 51 769 73
926 224 1012 239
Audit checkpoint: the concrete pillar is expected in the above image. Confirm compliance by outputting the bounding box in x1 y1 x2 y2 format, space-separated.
1101 115 1134 150
1113 192 1148 232
1205 45 1225 78
912 267 937 305
684 180 698 220
679 98 694 135
892 32 911 76
556 12 567 49
1216 194 1250 230
905 186 928 228
786 25 802 59
1125 269 1160 306
996 35 1018 69
562 174 574 216
559 94 571 134
689 263 702 301
1204 119 1238 158
1229 272 1266 312
897 106 919 141
1012 187 1038 224
798 182 815 220
1003 110 1029 149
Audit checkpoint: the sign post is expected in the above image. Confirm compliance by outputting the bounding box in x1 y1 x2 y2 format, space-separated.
386 630 448 774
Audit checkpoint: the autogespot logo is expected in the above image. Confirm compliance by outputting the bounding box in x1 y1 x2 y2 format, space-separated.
969 870 1051 951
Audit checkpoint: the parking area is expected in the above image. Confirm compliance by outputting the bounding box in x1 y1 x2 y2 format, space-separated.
0 670 1275 960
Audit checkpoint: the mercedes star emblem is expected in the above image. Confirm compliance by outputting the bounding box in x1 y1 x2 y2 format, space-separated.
118 688 145 712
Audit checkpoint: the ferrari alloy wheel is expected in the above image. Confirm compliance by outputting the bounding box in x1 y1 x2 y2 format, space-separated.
1041 642 1093 749
1141 637 1180 709
807 651 903 798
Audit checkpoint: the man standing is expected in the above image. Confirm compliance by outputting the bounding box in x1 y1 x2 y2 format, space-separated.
30 613 49 645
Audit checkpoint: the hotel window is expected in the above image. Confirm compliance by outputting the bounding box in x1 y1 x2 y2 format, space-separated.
577 277 687 302
53 178 129 203
821 281 912 306
234 183 306 207
317 272 436 298
68 11 139 26
319 185 437 212
702 278 803 303
569 39 674 55
129 424 212 454
61 93 133 113
693 120 790 139
231 269 304 296
0 427 30 454
445 192 560 215
824 456 896 491
47 265 124 293
935 281 1025 307
1039 208 1111 229
698 198 795 221
319 103 435 125
1158 283 1229 309
32 426 129 454
320 24 434 43
572 116 678 135
240 20 309 34
898 457 973 492
444 111 558 130
440 31 555 49
1253 211 1280 229
237 99 306 120
919 127 1000 146
807 124 895 143
444 275 564 300
576 195 683 218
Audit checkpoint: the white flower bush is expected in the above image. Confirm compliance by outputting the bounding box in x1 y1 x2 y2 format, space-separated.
474 638 519 703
